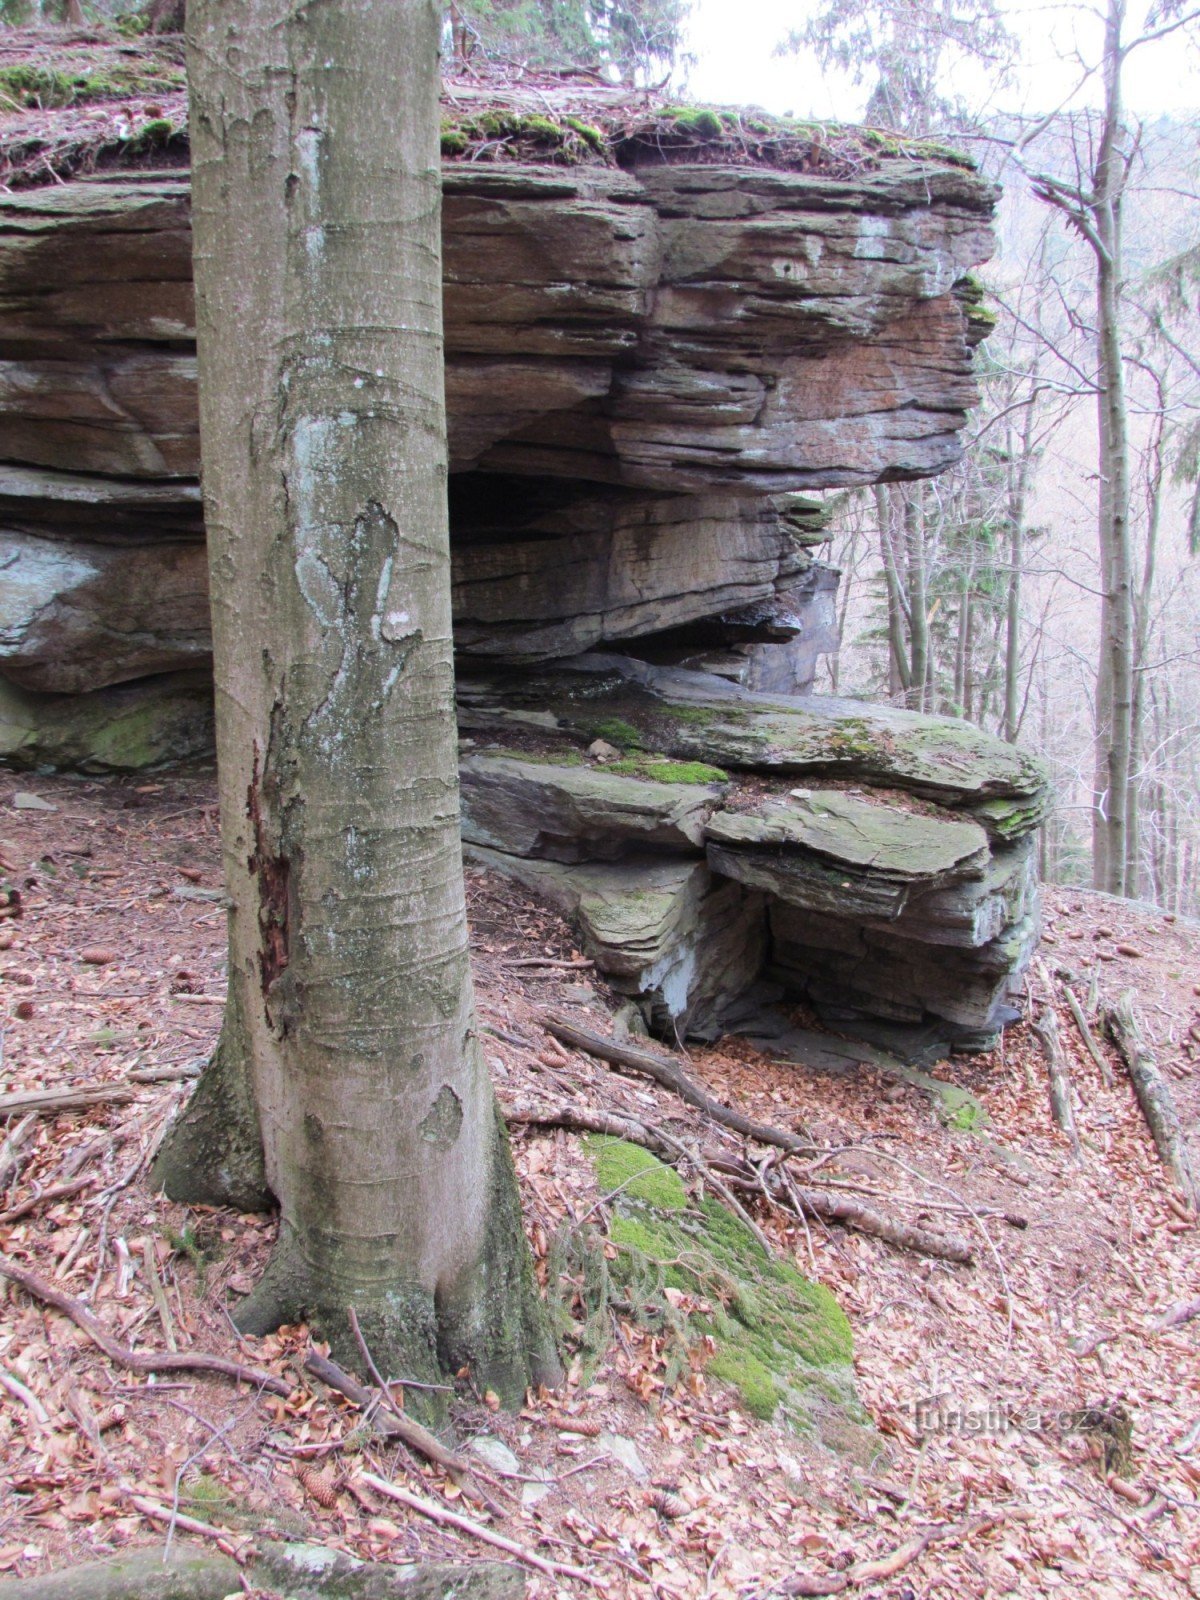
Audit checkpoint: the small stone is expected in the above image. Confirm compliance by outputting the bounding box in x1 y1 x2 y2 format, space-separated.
587 739 621 761
468 1435 519 1476
599 1431 648 1479
521 1469 553 1508
12 792 56 812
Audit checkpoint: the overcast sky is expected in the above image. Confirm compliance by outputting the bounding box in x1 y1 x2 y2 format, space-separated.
683 0 1200 121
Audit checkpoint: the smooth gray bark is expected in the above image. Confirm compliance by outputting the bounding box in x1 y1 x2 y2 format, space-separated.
153 0 556 1403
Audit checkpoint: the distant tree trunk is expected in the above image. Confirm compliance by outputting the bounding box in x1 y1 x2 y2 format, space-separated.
1003 393 1036 743
153 0 557 1406
903 489 930 711
875 486 912 701
1090 0 1135 895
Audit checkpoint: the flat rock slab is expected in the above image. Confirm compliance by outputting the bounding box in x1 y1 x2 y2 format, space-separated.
460 749 724 860
705 791 989 920
458 654 1049 820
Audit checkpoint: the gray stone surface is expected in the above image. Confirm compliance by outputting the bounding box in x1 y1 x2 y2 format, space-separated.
460 750 724 860
452 492 828 660
705 791 990 921
457 654 1049 820
465 846 766 1040
769 900 1038 1030
0 529 211 691
0 670 214 772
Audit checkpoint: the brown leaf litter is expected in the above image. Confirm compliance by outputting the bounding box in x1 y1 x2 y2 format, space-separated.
0 768 1196 1598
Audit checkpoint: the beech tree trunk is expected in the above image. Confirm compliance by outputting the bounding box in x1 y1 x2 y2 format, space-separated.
153 0 556 1405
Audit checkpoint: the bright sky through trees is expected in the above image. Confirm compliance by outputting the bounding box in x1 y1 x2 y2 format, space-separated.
684 0 1200 120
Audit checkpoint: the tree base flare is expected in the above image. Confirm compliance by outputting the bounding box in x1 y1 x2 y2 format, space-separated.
229 1111 560 1418
150 1006 271 1212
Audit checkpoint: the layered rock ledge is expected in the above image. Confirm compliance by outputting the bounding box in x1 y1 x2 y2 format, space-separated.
0 65 1046 1043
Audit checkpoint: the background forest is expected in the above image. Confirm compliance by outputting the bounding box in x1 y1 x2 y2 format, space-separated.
3 0 1197 913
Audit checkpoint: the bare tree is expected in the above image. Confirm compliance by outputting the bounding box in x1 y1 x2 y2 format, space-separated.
154 0 557 1405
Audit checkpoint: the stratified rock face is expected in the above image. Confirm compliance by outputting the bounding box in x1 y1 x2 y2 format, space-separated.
0 129 1041 1048
455 661 1047 1041
0 154 991 694
457 654 1049 818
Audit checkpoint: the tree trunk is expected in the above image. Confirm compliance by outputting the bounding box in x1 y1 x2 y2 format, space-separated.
903 489 929 712
875 486 912 702
153 0 557 1406
1091 0 1135 897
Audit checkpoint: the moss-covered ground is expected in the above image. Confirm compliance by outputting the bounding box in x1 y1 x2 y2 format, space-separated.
582 1138 874 1452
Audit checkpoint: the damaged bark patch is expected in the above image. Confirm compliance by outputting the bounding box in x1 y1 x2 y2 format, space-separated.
246 753 290 1004
419 1084 464 1149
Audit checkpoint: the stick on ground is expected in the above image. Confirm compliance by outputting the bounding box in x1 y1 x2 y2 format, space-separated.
358 1470 603 1587
1032 1004 1080 1153
541 1010 816 1156
0 1252 291 1396
505 1100 973 1264
1106 993 1198 1206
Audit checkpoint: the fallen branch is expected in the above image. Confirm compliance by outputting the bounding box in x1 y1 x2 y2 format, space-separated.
505 1100 973 1264
776 1513 1001 1596
1062 983 1114 1087
1032 1004 1080 1153
302 1348 468 1474
1106 994 1198 1206
0 1175 95 1224
0 1356 50 1426
358 1470 603 1587
0 1252 291 1396
124 1490 239 1555
0 1112 36 1187
541 1011 816 1157
0 1085 134 1117
1153 1294 1200 1331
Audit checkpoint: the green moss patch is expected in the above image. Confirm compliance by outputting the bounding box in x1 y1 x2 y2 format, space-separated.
607 757 728 785
579 1138 872 1451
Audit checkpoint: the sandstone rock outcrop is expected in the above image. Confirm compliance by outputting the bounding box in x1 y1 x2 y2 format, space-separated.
0 72 1047 1046
456 659 1045 1044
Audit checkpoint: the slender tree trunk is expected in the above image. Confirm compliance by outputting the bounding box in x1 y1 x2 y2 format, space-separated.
875 486 912 701
153 0 556 1405
1003 397 1036 743
903 489 929 712
1092 0 1135 896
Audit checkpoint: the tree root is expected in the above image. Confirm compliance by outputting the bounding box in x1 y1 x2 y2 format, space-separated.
540 1010 817 1157
0 1251 291 1397
504 1100 974 1264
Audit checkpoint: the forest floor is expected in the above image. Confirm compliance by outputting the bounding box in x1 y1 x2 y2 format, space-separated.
0 767 1197 1600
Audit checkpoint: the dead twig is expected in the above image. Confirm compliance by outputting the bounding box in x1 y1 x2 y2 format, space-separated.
0 1174 95 1223
541 1010 816 1156
0 1251 292 1396
0 1357 50 1426
357 1470 604 1587
774 1512 1001 1596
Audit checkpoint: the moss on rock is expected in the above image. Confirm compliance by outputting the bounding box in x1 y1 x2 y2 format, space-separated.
584 1138 871 1449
